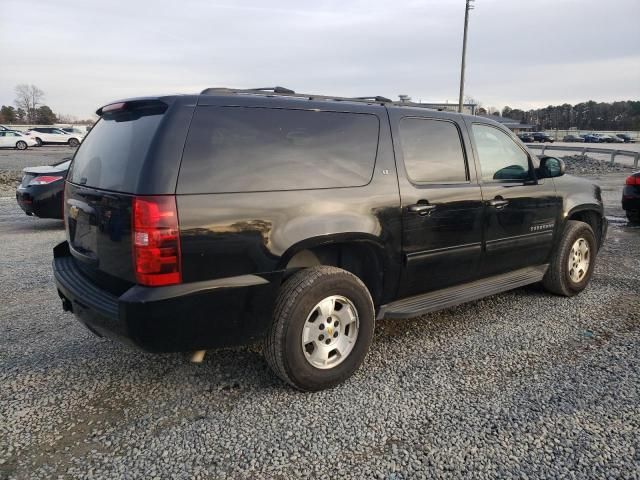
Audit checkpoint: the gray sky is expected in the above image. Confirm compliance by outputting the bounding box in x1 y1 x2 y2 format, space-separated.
1 0 639 118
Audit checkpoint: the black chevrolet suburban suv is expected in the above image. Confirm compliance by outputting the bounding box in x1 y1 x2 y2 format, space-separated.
53 87 607 391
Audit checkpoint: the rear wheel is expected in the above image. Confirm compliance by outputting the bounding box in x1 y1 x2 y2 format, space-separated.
543 220 597 296
68 138 80 147
627 211 640 224
16 141 27 150
264 266 375 391
35 137 42 146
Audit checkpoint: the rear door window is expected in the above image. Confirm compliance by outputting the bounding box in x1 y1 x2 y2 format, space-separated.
68 102 167 192
178 106 379 194
398 117 468 183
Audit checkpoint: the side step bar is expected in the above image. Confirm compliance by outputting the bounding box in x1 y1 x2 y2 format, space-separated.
378 265 548 320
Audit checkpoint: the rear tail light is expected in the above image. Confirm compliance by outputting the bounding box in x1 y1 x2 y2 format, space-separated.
132 195 181 286
28 175 64 185
625 175 640 186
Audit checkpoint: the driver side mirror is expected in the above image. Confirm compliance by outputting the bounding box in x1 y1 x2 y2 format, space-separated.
538 156 565 178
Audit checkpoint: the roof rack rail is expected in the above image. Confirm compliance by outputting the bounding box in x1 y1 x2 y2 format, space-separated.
199 87 392 105
390 101 439 111
352 96 392 103
200 86 295 95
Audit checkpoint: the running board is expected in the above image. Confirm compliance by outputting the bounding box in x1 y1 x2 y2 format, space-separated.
378 265 548 320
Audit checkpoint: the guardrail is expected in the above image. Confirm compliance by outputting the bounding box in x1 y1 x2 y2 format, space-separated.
526 144 639 169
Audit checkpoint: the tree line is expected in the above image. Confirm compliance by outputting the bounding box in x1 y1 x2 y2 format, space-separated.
479 100 640 131
0 84 92 125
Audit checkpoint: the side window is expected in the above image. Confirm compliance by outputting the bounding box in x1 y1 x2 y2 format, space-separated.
472 124 531 182
178 107 380 194
398 118 468 183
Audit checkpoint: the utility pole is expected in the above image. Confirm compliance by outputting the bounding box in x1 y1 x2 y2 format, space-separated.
458 0 475 113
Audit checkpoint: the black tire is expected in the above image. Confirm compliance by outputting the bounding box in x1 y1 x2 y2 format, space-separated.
16 141 27 150
627 211 640 224
264 266 375 391
68 138 80 147
35 137 42 146
543 220 597 297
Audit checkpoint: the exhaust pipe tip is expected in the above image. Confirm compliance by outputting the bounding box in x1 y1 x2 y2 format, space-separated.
61 298 73 312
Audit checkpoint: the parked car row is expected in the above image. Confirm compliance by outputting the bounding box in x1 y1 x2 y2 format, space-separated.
516 131 636 144
564 133 634 143
0 124 86 149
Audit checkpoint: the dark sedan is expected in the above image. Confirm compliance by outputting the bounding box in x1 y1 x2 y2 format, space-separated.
623 172 640 223
616 133 635 143
581 133 601 143
531 132 555 143
16 159 70 219
517 133 534 142
563 134 585 142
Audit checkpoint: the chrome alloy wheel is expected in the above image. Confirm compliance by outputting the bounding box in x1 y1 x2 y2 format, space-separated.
301 295 359 369
568 237 590 283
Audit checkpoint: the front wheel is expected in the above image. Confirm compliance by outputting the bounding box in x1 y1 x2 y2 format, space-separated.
627 211 640 224
543 220 597 296
68 138 80 147
35 137 43 146
264 266 375 391
16 141 27 150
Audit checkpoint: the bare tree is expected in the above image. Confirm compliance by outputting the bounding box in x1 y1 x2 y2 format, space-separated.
56 113 78 124
464 95 482 108
14 84 45 124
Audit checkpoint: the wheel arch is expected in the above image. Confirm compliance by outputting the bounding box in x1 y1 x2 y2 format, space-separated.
565 205 605 248
277 234 393 307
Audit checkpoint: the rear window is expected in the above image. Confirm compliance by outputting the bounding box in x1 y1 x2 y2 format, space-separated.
68 102 166 192
177 106 379 194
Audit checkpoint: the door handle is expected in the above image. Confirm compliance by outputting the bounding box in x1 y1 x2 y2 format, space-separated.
408 204 436 215
488 198 509 209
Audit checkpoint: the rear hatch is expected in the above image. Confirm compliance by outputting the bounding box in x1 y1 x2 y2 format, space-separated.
64 98 193 294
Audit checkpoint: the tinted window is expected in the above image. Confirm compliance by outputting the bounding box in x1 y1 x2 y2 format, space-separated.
398 118 467 183
69 103 166 192
472 124 531 182
178 107 379 193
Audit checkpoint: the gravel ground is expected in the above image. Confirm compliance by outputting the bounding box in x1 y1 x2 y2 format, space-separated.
0 163 639 478
562 155 635 175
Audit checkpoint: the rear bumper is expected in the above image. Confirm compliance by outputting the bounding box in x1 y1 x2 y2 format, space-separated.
622 185 640 212
52 242 279 352
16 184 63 219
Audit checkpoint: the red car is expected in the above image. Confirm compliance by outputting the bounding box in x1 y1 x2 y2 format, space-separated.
623 172 640 223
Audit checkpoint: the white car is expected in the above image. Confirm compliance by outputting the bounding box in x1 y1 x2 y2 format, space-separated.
60 127 87 139
0 130 38 150
28 127 82 147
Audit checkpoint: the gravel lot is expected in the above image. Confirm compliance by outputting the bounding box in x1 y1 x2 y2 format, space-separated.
1 149 639 479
